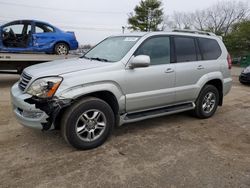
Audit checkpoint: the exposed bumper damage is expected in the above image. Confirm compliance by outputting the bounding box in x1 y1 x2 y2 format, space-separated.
11 82 71 131
24 97 71 131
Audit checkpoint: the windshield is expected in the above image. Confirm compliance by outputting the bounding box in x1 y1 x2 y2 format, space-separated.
83 36 140 62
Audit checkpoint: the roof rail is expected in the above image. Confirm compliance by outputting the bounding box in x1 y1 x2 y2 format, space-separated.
172 29 216 36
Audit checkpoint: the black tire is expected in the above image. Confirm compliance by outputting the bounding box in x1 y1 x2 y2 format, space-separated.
54 42 69 55
61 97 115 150
193 85 219 119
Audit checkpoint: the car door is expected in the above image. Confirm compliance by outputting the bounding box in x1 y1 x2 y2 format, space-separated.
173 36 204 103
124 36 176 112
32 22 56 50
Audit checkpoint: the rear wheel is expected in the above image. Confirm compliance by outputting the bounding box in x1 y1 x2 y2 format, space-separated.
54 42 69 55
61 97 115 150
193 85 219 119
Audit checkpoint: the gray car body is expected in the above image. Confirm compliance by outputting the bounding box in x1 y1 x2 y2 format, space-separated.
11 31 232 130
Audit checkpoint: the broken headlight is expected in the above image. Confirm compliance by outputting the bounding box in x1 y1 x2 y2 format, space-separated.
26 77 63 98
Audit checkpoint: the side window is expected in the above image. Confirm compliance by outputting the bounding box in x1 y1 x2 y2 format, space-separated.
135 36 170 65
4 24 24 35
199 38 222 60
35 23 54 33
174 37 197 63
35 26 44 33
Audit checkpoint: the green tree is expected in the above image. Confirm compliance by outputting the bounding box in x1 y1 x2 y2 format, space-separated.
224 20 250 56
128 0 164 32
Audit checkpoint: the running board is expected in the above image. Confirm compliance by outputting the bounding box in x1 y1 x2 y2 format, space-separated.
119 102 195 125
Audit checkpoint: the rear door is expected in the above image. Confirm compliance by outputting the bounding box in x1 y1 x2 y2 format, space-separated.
125 36 176 112
32 22 56 49
173 36 202 103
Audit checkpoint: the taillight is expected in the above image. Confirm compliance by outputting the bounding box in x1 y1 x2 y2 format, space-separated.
227 54 232 69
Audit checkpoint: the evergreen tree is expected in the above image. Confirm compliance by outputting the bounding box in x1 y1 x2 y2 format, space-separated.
128 0 164 32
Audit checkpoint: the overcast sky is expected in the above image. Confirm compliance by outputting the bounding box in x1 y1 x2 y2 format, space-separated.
0 0 248 45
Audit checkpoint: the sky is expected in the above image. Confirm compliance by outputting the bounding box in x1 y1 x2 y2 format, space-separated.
0 0 248 45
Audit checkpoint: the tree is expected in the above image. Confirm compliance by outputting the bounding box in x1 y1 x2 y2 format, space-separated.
224 20 250 56
128 0 164 32
170 1 249 36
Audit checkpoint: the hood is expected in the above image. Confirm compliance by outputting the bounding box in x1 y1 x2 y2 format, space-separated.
24 58 111 77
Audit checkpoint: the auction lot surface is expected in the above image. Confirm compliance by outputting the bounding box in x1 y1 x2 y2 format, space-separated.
0 67 250 188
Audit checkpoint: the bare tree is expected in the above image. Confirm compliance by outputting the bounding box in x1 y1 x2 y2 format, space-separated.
206 1 249 35
190 10 208 31
169 1 249 35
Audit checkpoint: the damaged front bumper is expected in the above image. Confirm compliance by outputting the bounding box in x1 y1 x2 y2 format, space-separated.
11 83 71 131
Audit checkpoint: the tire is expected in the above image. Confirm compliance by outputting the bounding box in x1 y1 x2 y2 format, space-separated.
193 85 219 119
54 42 69 55
61 97 115 150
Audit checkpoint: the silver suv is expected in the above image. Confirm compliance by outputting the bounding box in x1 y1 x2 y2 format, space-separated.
11 30 232 149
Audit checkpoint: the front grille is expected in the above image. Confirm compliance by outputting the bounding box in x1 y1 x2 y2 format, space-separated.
18 72 32 91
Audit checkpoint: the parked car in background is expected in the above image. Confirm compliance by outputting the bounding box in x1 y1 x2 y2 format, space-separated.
239 65 250 84
0 20 78 55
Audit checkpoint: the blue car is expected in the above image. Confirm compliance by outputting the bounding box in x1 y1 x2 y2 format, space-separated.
0 20 78 55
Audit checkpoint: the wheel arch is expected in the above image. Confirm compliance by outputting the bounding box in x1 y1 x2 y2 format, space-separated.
55 90 122 129
202 79 223 106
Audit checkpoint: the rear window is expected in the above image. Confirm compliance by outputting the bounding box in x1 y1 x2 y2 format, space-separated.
198 38 221 60
174 37 197 63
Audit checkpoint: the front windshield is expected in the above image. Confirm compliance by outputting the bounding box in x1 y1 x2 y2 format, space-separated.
83 36 140 62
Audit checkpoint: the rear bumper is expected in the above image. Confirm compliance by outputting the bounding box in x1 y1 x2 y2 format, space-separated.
223 77 233 96
69 40 78 50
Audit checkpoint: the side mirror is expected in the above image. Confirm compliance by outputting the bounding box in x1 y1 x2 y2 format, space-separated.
129 55 150 69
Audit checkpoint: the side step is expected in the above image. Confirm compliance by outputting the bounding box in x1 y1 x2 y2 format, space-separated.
120 102 195 125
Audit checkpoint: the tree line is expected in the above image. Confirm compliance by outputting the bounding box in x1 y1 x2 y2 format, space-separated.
128 0 250 56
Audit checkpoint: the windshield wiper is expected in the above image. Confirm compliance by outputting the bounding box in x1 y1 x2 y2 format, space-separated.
89 57 109 62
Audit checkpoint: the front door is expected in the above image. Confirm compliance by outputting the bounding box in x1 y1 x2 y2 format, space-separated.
124 36 176 112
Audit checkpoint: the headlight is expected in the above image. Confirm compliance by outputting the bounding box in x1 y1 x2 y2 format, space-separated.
243 67 250 73
26 77 63 98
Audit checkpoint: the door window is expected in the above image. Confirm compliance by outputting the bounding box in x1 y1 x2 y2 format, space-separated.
174 37 197 63
35 23 54 33
135 36 170 65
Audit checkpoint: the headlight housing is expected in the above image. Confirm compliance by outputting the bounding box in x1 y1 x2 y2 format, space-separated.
26 77 63 98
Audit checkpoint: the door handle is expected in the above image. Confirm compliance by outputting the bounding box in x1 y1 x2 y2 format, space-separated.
165 68 174 73
197 65 205 70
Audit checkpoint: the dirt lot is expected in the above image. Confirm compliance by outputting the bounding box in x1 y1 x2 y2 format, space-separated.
0 67 250 188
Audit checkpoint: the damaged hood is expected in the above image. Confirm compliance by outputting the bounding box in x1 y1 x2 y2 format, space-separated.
24 58 112 77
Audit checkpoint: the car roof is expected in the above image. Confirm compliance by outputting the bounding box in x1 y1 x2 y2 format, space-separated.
113 30 220 40
2 19 52 26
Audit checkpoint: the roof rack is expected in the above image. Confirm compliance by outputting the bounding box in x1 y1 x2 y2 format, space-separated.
172 29 216 36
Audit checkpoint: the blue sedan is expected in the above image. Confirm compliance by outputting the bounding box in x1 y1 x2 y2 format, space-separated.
0 20 78 55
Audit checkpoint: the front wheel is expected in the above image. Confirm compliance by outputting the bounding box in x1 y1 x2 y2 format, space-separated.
193 85 219 119
61 97 115 150
54 43 69 55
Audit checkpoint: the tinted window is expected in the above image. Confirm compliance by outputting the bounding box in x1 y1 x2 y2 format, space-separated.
174 37 197 63
135 36 170 65
199 38 221 60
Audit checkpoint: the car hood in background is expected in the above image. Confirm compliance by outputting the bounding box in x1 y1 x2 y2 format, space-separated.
24 58 112 77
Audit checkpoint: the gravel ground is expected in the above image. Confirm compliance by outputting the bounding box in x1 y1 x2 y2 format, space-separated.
0 67 249 188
